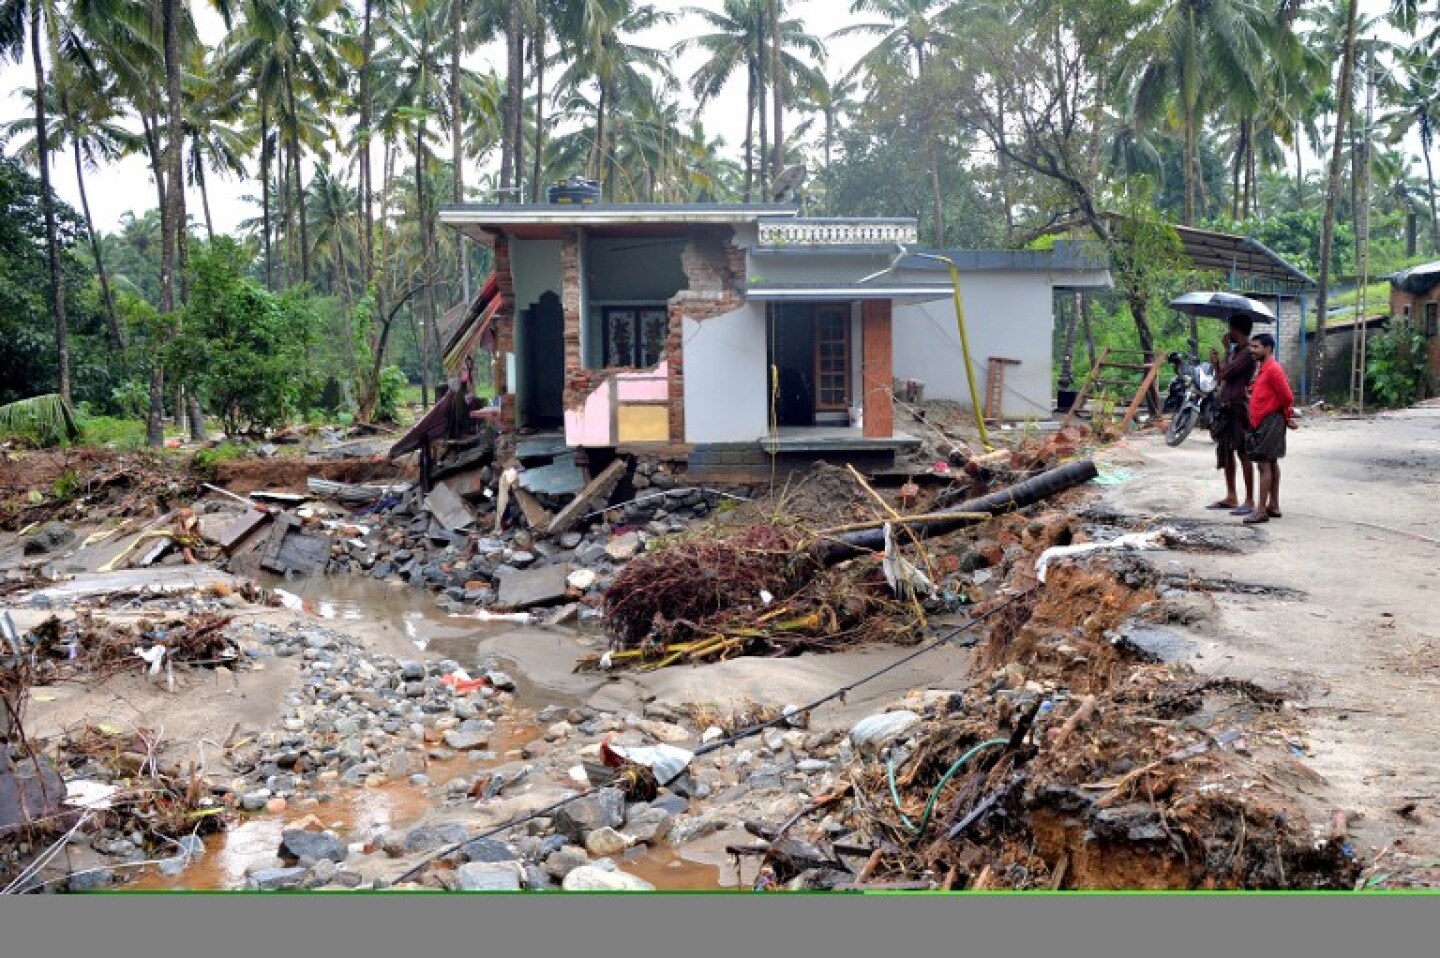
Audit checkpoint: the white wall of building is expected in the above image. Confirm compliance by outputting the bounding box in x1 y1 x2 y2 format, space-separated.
682 303 770 443
893 272 1058 419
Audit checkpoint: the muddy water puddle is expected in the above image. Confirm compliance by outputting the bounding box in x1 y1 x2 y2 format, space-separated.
125 573 718 890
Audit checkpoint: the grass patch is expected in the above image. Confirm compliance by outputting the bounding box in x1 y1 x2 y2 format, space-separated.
191 442 247 479
78 415 148 450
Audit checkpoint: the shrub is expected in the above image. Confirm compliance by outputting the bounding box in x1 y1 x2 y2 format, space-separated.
1367 322 1430 409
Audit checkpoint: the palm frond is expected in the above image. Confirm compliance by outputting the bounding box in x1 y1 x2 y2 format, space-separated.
0 394 83 445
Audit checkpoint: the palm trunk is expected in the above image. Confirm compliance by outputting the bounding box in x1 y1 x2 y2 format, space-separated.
74 139 122 349
31 6 69 402
756 29 767 195
194 138 215 243
360 0 375 290
416 124 431 409
769 0 782 185
742 64 755 202
1423 132 1439 254
1312 0 1360 399
928 140 944 246
261 101 273 289
590 84 607 183
285 67 309 283
531 27 545 203
187 393 206 440
503 0 523 195
452 0 468 296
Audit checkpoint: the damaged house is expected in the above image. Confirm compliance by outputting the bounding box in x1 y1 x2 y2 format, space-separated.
431 203 1111 481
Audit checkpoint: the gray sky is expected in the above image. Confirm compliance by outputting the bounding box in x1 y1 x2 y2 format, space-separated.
0 0 1417 236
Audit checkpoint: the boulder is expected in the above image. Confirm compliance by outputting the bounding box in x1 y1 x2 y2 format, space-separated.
561 866 654 892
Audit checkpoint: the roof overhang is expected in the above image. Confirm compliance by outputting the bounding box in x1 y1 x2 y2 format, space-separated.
744 285 955 304
439 203 800 243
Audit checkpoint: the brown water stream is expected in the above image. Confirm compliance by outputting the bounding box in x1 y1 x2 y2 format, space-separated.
124 574 723 891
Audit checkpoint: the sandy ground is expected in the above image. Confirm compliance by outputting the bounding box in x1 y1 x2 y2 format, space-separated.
1094 406 1440 861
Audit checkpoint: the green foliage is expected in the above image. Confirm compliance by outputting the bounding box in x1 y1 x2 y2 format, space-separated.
77 415 146 450
191 442 246 479
376 365 409 422
182 239 305 435
1211 211 1353 277
0 393 83 447
1366 322 1430 409
51 469 81 500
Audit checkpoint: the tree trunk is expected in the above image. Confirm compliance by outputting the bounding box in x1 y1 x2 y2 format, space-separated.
416 124 431 409
1312 0 1360 400
261 101 273 289
360 0 375 290
146 363 166 447
187 392 206 441
73 138 122 349
452 0 469 298
743 64 755 202
769 0 782 185
194 137 215 243
531 27 546 203
502 0 523 196
285 67 309 283
756 27 767 195
31 5 69 402
1423 131 1439 254
928 140 944 246
590 84 607 183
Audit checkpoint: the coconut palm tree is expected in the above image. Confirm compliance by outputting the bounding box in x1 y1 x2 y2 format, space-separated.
1380 43 1440 253
800 71 856 172
0 0 79 399
184 55 253 243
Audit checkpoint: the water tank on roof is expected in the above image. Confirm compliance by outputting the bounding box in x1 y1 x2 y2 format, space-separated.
547 175 601 205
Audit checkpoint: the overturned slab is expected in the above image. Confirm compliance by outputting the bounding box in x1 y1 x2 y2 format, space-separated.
497 564 571 610
218 508 273 555
547 460 628 536
426 482 477 531
518 453 585 497
260 514 331 576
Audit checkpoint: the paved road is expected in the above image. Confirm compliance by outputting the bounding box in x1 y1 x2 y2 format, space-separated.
1095 404 1440 864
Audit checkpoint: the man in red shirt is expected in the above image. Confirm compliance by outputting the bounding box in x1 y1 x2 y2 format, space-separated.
1242 333 1298 524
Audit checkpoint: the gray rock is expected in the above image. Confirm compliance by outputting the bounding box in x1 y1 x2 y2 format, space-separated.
460 838 516 864
266 774 297 796
331 870 366 889
623 807 675 845
552 787 626 842
508 551 537 568
496 563 571 610
23 522 75 555
584 827 632 857
545 603 581 626
67 867 114 891
443 729 490 751
542 845 590 881
281 829 347 863
304 858 339 888
249 866 308 891
605 533 642 561
403 822 469 855
559 532 584 549
158 856 189 877
452 698 480 721
483 670 516 692
399 660 426 681
384 751 428 779
456 861 523 892
240 789 272 811
561 866 654 892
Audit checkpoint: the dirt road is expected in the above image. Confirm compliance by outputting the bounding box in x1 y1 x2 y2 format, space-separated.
1095 404 1440 867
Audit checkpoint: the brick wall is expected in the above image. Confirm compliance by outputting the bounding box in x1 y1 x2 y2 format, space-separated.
492 234 517 431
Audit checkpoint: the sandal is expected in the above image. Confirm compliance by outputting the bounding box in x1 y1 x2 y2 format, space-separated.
1205 500 1238 510
1229 506 1253 516
1242 512 1269 524
1267 509 1282 519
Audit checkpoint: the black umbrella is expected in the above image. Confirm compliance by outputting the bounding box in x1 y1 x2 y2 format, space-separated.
1169 291 1276 322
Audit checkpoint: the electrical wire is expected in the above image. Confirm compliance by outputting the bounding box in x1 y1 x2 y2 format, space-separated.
386 587 1038 886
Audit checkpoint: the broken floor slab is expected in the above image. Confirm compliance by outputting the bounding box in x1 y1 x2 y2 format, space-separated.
496 564 572 610
425 482 477 532
518 454 585 497
259 515 331 577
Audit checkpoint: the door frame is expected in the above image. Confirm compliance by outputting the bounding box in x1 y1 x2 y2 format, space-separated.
812 303 852 413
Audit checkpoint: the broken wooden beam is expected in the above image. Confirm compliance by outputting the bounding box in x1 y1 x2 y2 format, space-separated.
218 508 272 555
818 459 1099 564
547 459 628 536
513 488 554 530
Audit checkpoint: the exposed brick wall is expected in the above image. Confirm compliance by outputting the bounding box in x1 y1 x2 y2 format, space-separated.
664 227 745 443
492 234 517 431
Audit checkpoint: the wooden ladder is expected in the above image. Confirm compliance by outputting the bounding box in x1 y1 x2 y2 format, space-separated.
984 357 1021 422
1060 348 1162 432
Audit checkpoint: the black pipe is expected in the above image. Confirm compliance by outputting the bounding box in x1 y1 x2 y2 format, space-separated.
818 459 1099 564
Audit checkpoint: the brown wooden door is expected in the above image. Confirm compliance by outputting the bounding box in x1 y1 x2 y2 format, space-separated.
814 305 851 410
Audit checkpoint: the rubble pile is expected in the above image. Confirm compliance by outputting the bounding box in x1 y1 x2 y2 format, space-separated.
759 556 1362 891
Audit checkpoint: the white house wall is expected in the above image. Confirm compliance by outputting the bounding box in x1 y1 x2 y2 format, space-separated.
893 272 1056 419
682 303 769 443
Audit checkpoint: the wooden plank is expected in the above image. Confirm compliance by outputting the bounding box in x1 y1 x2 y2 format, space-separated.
860 300 893 438
1118 360 1162 431
218 508 272 555
513 488 554 530
546 459 628 536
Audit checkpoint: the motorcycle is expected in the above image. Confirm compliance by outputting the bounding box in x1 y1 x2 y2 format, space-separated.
1162 339 1217 447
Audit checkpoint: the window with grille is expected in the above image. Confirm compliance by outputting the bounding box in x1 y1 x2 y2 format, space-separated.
1426 301 1438 337
601 306 668 368
814 306 851 410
